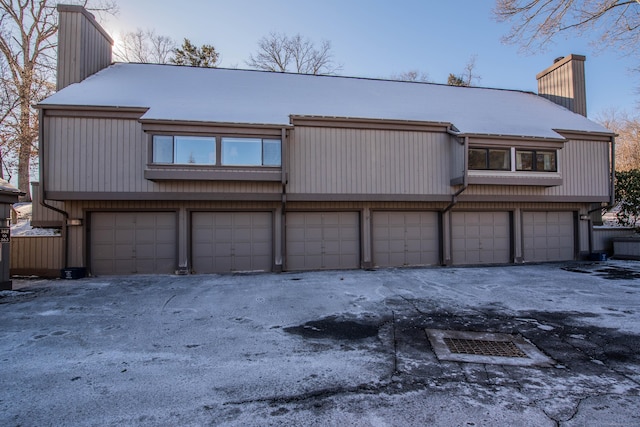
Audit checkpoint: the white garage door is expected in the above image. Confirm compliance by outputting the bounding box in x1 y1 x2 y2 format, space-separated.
90 212 177 275
191 212 272 273
523 211 575 262
372 211 439 267
451 211 511 265
286 212 360 271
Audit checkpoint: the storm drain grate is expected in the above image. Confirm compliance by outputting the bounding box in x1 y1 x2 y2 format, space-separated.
443 337 528 358
425 329 555 367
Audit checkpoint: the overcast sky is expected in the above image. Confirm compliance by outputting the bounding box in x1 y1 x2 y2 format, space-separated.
100 0 639 117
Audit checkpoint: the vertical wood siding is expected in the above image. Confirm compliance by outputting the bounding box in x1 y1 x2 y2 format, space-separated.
57 8 112 90
30 182 64 227
11 236 64 277
463 139 610 198
537 56 586 116
44 116 281 195
288 127 451 195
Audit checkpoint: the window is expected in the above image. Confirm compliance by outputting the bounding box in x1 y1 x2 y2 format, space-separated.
151 135 281 167
516 150 557 172
468 148 510 170
221 137 281 166
152 135 216 165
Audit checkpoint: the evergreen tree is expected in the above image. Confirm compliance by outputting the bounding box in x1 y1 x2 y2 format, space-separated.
172 39 220 68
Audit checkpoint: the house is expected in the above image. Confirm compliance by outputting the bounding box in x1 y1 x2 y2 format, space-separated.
35 5 615 276
0 179 22 289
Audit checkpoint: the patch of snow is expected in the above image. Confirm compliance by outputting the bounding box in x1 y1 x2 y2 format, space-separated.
10 203 60 236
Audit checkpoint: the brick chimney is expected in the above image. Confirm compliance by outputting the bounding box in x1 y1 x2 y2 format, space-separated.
56 4 113 91
536 54 587 117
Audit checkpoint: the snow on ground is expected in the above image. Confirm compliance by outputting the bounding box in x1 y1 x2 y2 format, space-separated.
10 203 60 236
1 262 639 426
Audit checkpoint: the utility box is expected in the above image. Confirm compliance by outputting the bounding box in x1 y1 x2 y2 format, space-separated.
60 267 87 280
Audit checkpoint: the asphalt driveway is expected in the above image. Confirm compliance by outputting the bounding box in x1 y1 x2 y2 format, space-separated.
1 261 639 426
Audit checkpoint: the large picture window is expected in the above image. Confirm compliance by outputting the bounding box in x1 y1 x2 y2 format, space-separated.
152 135 216 165
221 137 281 166
469 148 510 170
152 135 281 167
516 150 557 172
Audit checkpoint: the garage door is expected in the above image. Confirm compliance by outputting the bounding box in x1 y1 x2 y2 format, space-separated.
372 211 439 267
191 212 272 273
91 212 177 275
451 212 511 265
523 211 575 262
286 212 360 271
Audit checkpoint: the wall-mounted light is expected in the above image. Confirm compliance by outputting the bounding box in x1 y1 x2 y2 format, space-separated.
579 214 590 221
66 218 83 226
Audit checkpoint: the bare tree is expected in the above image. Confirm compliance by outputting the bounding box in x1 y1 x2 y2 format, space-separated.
114 29 175 64
447 55 481 87
246 32 341 75
494 0 640 56
0 0 117 201
391 70 431 82
597 108 640 171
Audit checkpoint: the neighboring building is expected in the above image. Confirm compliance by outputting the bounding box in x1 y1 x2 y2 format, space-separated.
0 179 22 289
35 5 615 276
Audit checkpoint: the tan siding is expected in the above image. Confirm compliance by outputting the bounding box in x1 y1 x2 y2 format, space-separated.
462 139 610 199
11 236 64 277
537 55 586 116
44 116 282 196
56 6 112 90
288 127 451 195
30 182 64 227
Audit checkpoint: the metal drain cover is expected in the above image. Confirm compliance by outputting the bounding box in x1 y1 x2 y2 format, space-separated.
426 329 554 367
443 337 528 358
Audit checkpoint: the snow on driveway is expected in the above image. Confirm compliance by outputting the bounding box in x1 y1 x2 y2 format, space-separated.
1 261 639 426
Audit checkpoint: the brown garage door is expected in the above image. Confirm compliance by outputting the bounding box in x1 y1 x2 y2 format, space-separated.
372 211 439 267
522 211 575 262
191 212 272 273
451 211 511 265
286 212 360 271
90 212 177 275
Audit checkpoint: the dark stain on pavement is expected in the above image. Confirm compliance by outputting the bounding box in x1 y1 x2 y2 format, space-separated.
284 316 379 340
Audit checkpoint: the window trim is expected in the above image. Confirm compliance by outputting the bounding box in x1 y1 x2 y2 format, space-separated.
515 149 558 172
468 147 511 171
150 133 282 168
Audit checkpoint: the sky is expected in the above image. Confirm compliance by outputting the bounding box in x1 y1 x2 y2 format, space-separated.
99 1 638 118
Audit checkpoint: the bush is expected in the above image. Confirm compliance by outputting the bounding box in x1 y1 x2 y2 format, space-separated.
614 169 640 226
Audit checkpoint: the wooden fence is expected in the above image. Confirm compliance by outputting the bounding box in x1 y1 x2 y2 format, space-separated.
11 236 64 278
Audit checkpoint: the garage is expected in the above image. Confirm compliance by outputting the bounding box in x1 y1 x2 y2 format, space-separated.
286 211 360 271
451 212 511 265
90 212 177 275
522 211 575 262
372 211 439 267
191 212 273 273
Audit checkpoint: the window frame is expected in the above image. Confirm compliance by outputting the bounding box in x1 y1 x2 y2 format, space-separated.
468 147 511 171
150 134 282 168
515 149 557 172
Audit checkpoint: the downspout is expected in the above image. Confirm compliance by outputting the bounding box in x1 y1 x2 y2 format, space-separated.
280 127 288 272
585 134 616 255
443 133 469 213
587 134 616 214
38 108 70 269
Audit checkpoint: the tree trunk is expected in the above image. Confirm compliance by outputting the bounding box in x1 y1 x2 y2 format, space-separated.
17 91 32 202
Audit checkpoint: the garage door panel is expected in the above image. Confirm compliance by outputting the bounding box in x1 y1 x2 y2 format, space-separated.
91 212 176 275
191 212 273 273
373 211 439 268
451 212 511 265
522 211 575 262
286 212 360 271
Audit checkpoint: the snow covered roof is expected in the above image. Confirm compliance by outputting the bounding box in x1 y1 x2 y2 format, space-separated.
39 63 612 140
